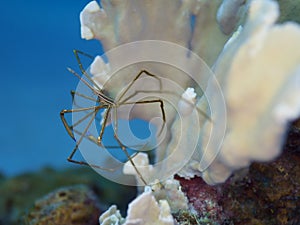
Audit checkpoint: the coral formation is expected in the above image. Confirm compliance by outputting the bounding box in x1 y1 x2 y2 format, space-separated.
23 185 101 225
80 0 300 186
80 0 231 66
125 188 174 225
0 167 136 225
177 176 226 224
123 153 154 186
220 123 300 224
175 121 300 224
76 0 300 223
151 178 189 212
100 188 174 225
178 0 300 184
12 1 298 223
98 177 189 224
99 205 125 225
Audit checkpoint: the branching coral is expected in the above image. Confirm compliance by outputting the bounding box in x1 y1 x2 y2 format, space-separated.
76 0 300 223
179 0 300 184
99 189 175 225
80 0 234 66
99 205 125 225
79 0 300 186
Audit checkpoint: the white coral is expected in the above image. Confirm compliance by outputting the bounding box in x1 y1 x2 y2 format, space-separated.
99 188 175 225
125 189 174 225
151 178 189 212
123 153 189 211
80 0 234 66
178 87 197 116
99 205 125 225
123 153 154 186
181 0 300 184
90 55 111 89
79 0 300 186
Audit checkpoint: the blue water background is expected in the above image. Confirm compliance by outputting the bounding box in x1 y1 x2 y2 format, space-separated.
0 0 108 176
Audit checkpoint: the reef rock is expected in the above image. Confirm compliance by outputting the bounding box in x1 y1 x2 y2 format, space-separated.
23 185 102 225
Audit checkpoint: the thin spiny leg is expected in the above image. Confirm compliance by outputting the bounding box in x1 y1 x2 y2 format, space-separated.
71 90 98 102
73 49 102 91
61 103 118 149
142 70 163 90
66 106 112 170
71 128 124 149
64 106 120 171
68 61 114 104
117 70 162 102
123 99 166 136
71 107 103 131
71 91 105 124
73 49 94 59
67 67 100 95
113 107 148 185
67 67 113 104
67 144 117 171
119 89 174 104
114 134 148 185
61 104 117 153
122 89 211 121
97 107 112 146
60 106 104 140
64 55 158 177
73 49 97 84
69 108 142 150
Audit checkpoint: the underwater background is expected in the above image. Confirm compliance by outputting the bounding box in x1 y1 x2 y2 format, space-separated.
0 0 106 176
0 0 300 224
